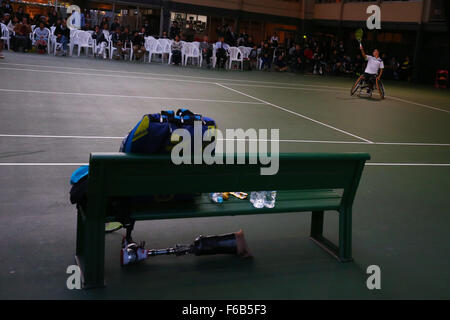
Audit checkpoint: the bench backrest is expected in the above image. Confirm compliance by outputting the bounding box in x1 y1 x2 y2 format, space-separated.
88 152 370 209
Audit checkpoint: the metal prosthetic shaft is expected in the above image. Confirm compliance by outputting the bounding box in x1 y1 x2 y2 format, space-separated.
121 233 239 266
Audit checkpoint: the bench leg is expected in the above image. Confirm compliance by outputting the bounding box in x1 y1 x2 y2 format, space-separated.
75 201 107 288
76 205 85 256
338 207 353 262
310 210 324 238
309 209 353 262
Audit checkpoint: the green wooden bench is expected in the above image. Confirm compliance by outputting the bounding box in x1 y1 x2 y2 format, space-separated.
75 152 370 288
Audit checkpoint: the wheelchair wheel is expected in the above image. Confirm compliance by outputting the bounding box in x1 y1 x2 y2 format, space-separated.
351 76 364 96
105 222 123 233
376 79 385 99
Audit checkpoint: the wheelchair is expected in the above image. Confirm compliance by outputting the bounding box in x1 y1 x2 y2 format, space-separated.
351 74 385 99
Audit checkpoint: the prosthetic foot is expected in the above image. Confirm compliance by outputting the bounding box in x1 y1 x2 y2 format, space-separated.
120 230 252 266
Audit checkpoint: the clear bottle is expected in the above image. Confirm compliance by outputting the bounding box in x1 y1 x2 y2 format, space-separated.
210 192 223 203
264 191 277 208
250 191 265 208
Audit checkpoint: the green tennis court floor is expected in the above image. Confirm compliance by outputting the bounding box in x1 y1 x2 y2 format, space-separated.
0 51 449 299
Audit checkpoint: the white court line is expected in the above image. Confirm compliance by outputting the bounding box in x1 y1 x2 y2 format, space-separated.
215 83 374 144
0 88 264 105
0 62 346 89
0 162 449 167
0 66 347 95
365 163 450 167
0 67 212 85
2 63 449 114
1 134 450 147
386 96 450 114
0 163 88 166
228 83 345 93
0 134 124 139
3 65 450 115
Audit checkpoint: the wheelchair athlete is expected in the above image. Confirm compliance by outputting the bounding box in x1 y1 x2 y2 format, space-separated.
360 44 384 93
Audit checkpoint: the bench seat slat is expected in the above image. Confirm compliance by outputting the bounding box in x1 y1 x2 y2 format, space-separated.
104 190 342 222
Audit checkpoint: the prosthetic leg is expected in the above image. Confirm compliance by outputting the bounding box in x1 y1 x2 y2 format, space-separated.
121 230 252 266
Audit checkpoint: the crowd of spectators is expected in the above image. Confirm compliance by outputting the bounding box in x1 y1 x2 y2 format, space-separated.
0 2 413 80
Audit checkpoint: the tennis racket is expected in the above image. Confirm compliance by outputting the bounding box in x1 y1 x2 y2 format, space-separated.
355 28 364 48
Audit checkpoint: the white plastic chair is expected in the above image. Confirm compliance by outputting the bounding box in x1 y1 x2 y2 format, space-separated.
69 30 83 56
144 38 158 62
159 38 172 63
31 27 51 54
211 44 218 68
149 39 165 63
227 47 243 70
52 36 65 55
257 47 263 70
183 43 201 66
76 31 94 56
48 26 56 53
109 34 119 59
143 38 153 62
238 46 252 59
1 23 11 50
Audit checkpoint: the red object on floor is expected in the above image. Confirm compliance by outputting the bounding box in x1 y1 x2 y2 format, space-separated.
434 70 448 89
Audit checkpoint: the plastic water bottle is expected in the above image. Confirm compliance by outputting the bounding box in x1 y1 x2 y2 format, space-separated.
264 191 277 208
250 191 265 208
210 192 223 203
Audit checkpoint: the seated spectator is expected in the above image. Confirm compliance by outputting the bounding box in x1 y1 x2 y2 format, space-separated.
390 56 400 80
215 36 229 69
7 14 21 40
34 21 49 54
100 17 109 30
13 17 32 52
1 1 13 17
111 27 124 60
303 45 314 73
260 42 272 70
288 43 296 57
290 44 303 72
114 27 131 59
199 35 212 68
110 17 120 32
400 56 412 82
237 31 248 46
15 6 29 22
224 25 236 46
169 21 180 39
236 34 245 47
248 44 258 70
131 30 146 61
93 24 109 59
1 12 10 30
274 52 288 72
270 32 279 48
47 6 58 27
170 34 183 65
160 31 168 39
142 19 151 35
312 47 326 75
54 18 70 56
245 36 255 48
82 21 92 31
139 27 149 37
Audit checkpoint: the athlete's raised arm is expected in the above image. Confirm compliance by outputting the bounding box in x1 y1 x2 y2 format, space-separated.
360 44 367 59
